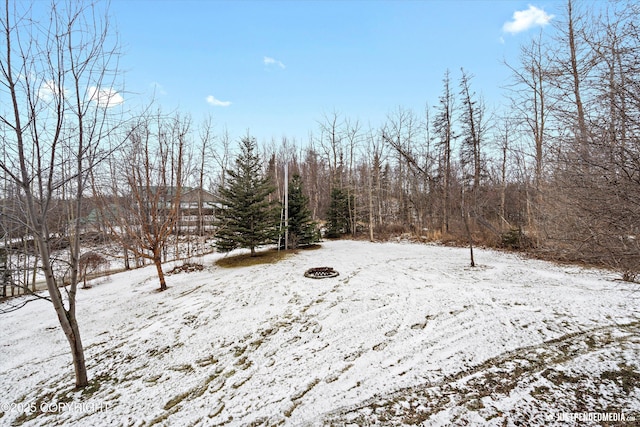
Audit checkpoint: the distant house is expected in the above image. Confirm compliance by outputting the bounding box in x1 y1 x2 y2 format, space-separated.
179 188 217 210
175 188 218 234
137 186 219 234
81 187 219 236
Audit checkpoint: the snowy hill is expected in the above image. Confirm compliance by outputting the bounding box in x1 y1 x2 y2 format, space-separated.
1 240 638 426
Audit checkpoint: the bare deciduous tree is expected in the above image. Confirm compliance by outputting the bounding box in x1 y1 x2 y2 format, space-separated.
505 34 553 238
78 251 108 289
550 1 640 281
94 112 187 291
0 0 122 387
433 70 457 233
318 110 345 188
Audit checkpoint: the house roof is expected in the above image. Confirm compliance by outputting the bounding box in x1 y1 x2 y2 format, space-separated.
180 188 217 203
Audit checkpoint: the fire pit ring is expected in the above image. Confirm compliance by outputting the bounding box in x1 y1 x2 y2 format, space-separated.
304 267 339 279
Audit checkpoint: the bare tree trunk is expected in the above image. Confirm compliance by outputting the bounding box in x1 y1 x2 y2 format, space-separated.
198 117 214 238
346 119 360 236
154 253 167 291
368 168 374 241
30 239 38 293
566 0 587 144
497 117 512 231
124 245 130 270
461 186 475 267
500 140 508 231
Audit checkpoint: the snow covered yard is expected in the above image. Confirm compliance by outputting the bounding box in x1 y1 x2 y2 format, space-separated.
1 240 638 426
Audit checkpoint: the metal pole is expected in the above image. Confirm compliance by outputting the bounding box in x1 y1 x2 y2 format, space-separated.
284 162 289 250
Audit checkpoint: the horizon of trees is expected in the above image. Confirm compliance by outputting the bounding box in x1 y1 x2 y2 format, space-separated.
1 0 637 285
2 0 637 274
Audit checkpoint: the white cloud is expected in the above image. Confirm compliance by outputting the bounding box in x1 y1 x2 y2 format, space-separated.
206 95 231 107
503 5 554 34
264 56 286 69
38 80 66 101
88 86 124 108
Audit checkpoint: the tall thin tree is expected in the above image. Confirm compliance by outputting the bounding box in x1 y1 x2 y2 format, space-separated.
433 70 457 233
0 0 122 387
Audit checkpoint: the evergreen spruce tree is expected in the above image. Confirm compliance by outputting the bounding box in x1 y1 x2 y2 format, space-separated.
325 187 352 238
287 174 319 248
215 136 278 256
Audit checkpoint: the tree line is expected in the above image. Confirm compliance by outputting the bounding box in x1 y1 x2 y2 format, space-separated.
1 0 638 389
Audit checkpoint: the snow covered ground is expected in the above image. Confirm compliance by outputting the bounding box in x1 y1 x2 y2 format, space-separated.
1 240 639 426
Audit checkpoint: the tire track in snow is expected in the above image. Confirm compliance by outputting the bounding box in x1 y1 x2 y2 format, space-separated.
200 256 425 423
322 320 640 426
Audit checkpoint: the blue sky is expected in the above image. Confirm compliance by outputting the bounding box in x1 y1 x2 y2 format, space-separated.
109 0 558 143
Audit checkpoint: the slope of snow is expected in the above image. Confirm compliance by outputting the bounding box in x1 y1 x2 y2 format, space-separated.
0 240 638 426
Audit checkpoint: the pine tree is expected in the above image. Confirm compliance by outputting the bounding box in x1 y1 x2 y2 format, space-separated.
287 174 319 248
325 187 352 238
215 136 278 256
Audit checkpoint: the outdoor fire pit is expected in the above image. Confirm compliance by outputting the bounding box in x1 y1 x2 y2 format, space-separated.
304 267 339 279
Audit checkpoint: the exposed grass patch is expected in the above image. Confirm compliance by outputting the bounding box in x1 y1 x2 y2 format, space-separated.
215 248 295 268
600 363 640 393
233 345 247 358
215 244 322 268
163 392 189 411
161 373 219 414
168 364 194 373
144 374 163 384
195 355 218 367
80 373 111 398
299 243 322 251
